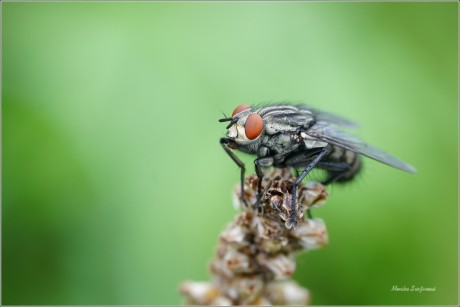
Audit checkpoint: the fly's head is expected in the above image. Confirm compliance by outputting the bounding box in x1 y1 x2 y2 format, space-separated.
219 104 264 150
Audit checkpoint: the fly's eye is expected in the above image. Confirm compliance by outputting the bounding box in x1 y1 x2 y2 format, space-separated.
232 104 251 117
244 114 263 140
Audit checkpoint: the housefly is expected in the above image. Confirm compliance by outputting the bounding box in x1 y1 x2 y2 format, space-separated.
219 103 416 228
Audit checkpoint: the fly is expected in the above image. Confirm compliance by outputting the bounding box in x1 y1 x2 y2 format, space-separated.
219 103 416 229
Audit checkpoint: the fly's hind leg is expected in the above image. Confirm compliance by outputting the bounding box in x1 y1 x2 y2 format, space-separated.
318 157 361 185
317 161 350 185
322 172 347 185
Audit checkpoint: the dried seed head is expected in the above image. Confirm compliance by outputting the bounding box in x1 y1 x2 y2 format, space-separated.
210 295 233 306
250 296 272 306
180 281 220 305
234 168 327 229
292 218 329 250
265 280 311 305
218 275 265 304
257 253 296 280
222 246 255 274
300 182 329 208
220 223 248 247
181 168 329 305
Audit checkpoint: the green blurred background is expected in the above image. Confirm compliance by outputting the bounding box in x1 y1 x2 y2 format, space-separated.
3 2 458 305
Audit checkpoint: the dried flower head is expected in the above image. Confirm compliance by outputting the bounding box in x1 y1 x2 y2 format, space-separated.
181 168 329 305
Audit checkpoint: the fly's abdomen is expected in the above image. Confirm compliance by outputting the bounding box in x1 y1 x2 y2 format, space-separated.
321 145 362 183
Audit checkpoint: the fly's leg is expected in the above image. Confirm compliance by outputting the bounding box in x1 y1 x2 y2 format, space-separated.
316 161 353 185
254 156 274 212
321 173 346 185
254 163 263 213
220 138 247 207
287 147 329 229
290 167 317 219
306 161 351 218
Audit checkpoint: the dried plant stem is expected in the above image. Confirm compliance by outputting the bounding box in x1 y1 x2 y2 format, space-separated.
181 168 329 305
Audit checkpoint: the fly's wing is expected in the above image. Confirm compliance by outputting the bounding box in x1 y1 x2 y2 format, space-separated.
307 121 417 173
296 104 359 129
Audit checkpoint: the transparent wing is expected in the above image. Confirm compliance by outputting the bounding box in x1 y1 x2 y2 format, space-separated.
306 121 416 173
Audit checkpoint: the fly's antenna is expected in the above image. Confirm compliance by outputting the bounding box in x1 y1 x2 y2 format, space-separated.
218 115 237 129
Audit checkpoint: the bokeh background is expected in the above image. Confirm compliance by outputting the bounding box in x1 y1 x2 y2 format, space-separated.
3 2 458 306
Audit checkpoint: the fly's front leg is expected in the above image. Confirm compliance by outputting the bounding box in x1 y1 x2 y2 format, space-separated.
254 156 274 212
220 138 247 207
287 147 329 229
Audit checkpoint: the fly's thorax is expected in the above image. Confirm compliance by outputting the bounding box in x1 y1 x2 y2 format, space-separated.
260 132 303 162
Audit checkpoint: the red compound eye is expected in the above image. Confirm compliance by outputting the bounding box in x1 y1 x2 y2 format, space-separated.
232 104 251 117
245 113 263 140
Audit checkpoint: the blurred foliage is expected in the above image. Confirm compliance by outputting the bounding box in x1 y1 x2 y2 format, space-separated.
2 2 457 305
